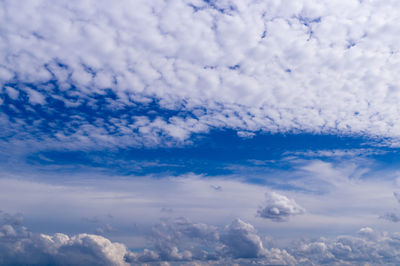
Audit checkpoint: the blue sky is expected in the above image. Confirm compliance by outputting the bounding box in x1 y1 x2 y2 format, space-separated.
3 0 400 265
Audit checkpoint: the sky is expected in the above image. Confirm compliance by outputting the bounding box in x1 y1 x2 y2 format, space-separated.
2 0 400 265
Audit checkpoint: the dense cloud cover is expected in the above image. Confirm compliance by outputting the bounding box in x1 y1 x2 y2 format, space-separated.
3 211 400 265
2 0 400 149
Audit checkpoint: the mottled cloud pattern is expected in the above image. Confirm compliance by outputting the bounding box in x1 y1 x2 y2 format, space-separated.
2 0 400 149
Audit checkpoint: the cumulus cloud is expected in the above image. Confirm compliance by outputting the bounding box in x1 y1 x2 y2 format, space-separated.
2 0 400 149
125 217 297 264
292 227 400 265
142 217 220 262
220 218 266 258
0 213 128 266
3 211 400 265
257 192 305 222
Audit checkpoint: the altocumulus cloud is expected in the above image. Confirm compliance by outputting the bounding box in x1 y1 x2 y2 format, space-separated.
2 0 400 150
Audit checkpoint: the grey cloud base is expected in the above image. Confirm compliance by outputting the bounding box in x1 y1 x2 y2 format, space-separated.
257 192 305 222
2 213 400 265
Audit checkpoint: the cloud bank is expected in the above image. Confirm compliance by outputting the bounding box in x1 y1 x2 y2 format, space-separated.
0 212 128 266
3 211 400 265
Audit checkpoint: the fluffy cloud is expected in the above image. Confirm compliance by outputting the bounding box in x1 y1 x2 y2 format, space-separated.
3 211 400 265
2 0 400 149
144 217 219 261
220 218 266 258
0 212 291 265
257 192 305 222
0 213 128 266
1 232 130 266
293 227 400 265
104 217 298 264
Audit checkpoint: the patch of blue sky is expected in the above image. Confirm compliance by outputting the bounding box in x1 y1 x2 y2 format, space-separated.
2 81 399 183
1 82 193 141
25 129 397 178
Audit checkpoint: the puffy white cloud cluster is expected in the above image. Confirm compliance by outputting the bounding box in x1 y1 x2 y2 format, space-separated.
126 218 296 265
220 218 268 259
2 0 400 148
0 212 296 265
293 227 400 265
141 217 219 261
257 191 305 222
4 211 400 265
0 212 129 266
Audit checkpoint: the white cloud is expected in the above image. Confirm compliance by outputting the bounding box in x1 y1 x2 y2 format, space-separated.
4 86 19 100
220 218 266 258
0 232 129 266
0 211 128 265
257 192 305 222
0 224 17 237
237 131 256 138
24 87 46 105
2 0 400 146
292 227 400 265
0 68 13 82
2 210 400 265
